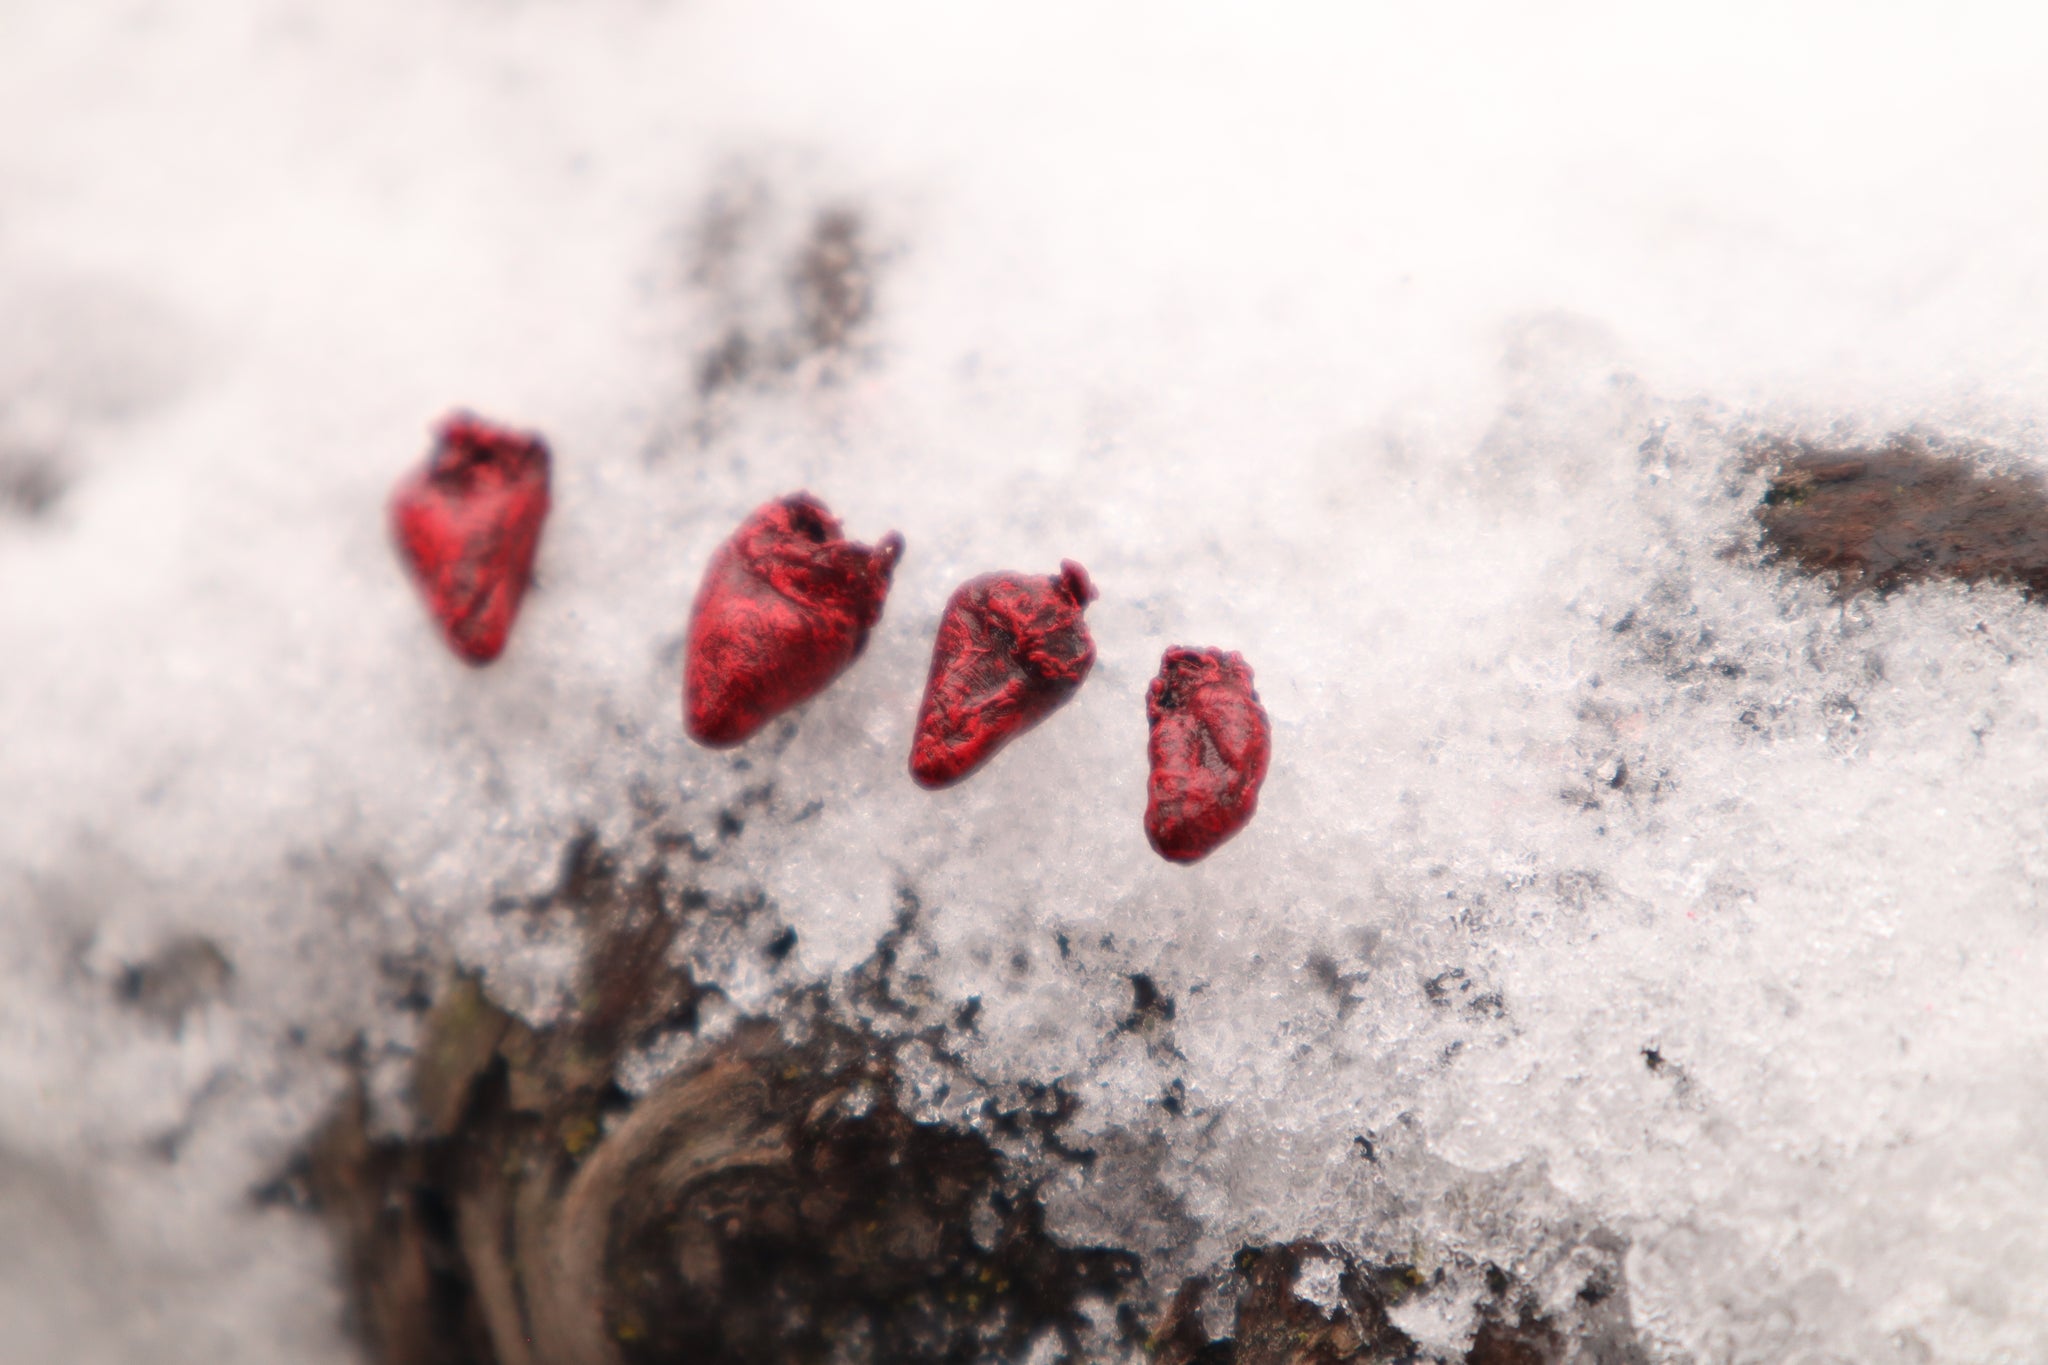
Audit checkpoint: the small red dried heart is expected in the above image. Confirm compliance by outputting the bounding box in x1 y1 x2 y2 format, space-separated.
910 561 1097 789
684 493 904 747
389 413 552 664
1144 647 1270 862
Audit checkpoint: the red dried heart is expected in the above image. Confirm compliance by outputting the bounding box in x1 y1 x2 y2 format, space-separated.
1144 647 1270 862
910 561 1097 789
684 493 904 747
389 413 552 664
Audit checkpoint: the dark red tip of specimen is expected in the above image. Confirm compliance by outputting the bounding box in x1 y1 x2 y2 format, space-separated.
389 412 553 664
909 560 1098 789
683 493 904 748
1143 647 1270 863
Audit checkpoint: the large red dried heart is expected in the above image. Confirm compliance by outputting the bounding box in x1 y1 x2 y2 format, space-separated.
1144 646 1270 862
389 413 552 664
910 561 1097 789
683 493 904 747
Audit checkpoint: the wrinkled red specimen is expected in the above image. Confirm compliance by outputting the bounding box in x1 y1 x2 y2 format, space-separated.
910 561 1097 789
389 413 552 664
1144 647 1270 863
684 493 904 747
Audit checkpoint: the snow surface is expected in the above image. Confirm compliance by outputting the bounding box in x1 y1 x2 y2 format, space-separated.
6 2 2048 1360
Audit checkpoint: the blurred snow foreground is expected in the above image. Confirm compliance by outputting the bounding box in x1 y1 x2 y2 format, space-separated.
6 2 2048 1361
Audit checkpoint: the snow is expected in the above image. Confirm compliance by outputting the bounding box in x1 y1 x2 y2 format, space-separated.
5 2 2048 1360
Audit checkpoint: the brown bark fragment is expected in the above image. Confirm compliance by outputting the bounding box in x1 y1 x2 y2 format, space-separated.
1756 437 2048 598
